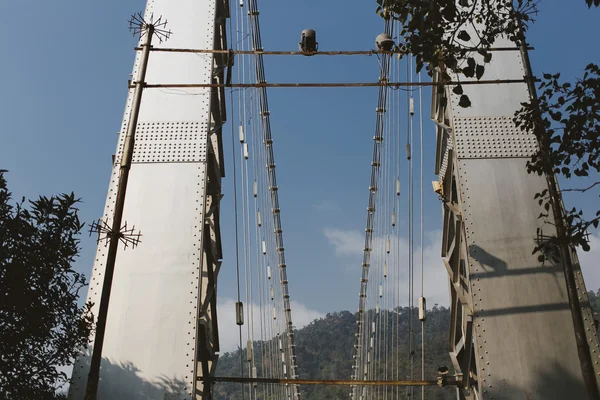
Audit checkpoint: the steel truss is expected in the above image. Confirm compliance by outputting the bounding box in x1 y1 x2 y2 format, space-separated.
433 88 478 399
196 0 229 397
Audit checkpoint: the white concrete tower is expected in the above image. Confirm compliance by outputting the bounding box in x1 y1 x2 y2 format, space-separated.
69 1 228 398
433 16 600 400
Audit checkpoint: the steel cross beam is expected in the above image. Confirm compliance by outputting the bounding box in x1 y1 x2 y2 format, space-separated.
200 377 457 387
136 46 532 55
131 79 533 90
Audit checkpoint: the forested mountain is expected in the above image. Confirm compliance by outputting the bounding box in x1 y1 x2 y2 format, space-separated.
214 306 455 399
214 291 600 400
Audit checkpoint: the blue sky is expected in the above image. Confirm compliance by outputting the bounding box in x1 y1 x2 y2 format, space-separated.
1 1 599 351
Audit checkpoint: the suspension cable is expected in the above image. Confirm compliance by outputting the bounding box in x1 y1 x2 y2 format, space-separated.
232 2 248 398
229 6 433 400
419 60 426 400
244 0 300 397
394 16 402 399
230 62 246 400
351 15 394 399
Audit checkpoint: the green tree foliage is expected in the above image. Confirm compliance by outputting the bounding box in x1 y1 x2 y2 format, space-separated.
214 307 455 400
0 171 94 399
377 0 599 253
515 64 600 254
588 289 600 315
376 0 537 105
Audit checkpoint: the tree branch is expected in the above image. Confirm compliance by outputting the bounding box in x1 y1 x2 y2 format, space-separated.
561 181 600 194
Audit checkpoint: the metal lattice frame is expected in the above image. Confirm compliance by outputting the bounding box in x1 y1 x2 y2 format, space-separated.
196 1 229 395
434 93 477 398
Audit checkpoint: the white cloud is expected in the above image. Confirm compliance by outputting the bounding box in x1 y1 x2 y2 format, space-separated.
579 233 600 292
291 301 327 327
217 297 324 353
313 200 341 212
323 228 364 257
324 228 450 307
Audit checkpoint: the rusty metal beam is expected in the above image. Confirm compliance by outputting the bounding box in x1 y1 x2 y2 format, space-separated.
132 78 532 90
137 47 532 55
200 377 456 386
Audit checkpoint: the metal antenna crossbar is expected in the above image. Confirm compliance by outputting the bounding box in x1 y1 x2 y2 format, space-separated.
89 219 142 249
129 12 172 42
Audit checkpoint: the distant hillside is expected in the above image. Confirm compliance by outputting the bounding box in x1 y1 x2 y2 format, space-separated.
214 290 600 400
214 306 455 400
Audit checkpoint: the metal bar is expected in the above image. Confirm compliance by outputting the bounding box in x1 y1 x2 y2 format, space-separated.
201 377 453 386
137 47 532 55
461 317 474 389
84 25 154 400
135 78 532 89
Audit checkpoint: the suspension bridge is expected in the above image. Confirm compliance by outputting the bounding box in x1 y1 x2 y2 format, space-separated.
67 0 600 399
